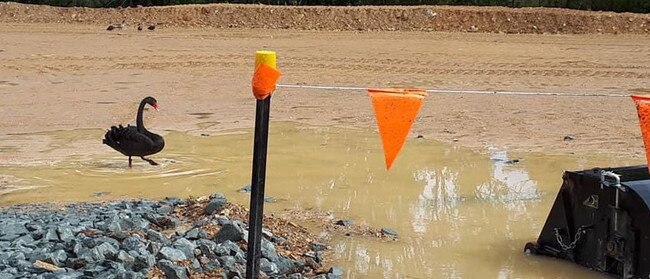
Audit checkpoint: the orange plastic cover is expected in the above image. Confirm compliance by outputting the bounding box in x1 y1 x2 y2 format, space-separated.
632 95 650 172
252 64 282 100
368 88 427 170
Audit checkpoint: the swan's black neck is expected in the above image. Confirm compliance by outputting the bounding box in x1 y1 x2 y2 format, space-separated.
136 99 149 133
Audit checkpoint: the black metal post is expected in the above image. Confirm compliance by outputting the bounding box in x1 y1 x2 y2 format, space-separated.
246 96 271 279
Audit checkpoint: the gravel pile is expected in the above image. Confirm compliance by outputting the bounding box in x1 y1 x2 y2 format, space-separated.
0 194 342 279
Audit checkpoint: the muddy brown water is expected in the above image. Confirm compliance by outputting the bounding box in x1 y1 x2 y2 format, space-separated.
0 123 642 278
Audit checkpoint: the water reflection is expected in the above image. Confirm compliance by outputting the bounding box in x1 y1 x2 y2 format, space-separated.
477 149 541 207
412 168 461 232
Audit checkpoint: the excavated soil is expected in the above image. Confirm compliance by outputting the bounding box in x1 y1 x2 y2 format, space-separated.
0 2 649 34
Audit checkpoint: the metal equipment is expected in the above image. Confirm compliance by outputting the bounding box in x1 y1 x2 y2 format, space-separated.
525 165 650 278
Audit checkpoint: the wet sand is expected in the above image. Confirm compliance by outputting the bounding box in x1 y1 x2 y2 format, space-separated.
0 23 649 163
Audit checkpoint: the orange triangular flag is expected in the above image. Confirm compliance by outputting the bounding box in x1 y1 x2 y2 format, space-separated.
632 94 650 172
252 64 282 100
368 88 427 170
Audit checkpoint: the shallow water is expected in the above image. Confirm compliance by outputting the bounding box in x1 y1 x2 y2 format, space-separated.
0 123 642 278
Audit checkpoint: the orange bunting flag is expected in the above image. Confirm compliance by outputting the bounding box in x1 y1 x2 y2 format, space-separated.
368 88 427 170
632 95 650 172
252 63 282 100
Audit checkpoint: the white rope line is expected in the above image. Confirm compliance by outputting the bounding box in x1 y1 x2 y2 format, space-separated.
277 84 631 98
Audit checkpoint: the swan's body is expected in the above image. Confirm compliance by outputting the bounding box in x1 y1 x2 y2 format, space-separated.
103 96 164 167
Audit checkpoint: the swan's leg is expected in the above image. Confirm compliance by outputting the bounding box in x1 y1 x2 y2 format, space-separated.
128 156 132 168
140 156 159 166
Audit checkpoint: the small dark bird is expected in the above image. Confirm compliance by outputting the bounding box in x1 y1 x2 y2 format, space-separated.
106 20 126 31
137 24 143 31
103 96 165 168
147 23 156 31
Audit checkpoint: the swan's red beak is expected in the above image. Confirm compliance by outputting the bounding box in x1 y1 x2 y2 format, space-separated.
153 103 159 111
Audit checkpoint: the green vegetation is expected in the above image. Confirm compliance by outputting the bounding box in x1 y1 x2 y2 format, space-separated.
3 0 648 13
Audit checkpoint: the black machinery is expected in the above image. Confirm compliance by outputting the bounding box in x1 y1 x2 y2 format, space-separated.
525 165 650 278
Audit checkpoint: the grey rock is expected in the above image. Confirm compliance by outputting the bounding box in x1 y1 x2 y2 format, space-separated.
94 242 117 260
202 258 221 273
218 255 236 267
82 265 106 277
214 223 244 243
129 218 150 230
44 228 59 242
196 239 217 258
15 260 32 271
12 234 35 247
215 216 230 226
121 236 146 252
0 272 13 279
146 242 162 256
0 234 18 242
327 267 344 279
335 219 352 227
158 260 188 279
43 272 84 279
107 218 122 235
261 239 279 262
146 230 170 246
192 220 207 227
259 258 278 275
219 240 244 257
275 256 297 274
26 222 43 232
380 227 398 237
287 273 304 279
133 253 155 272
190 258 202 273
27 247 50 262
310 242 327 252
4 222 29 236
157 247 187 262
261 228 273 238
64 257 88 269
226 266 244 278
156 205 173 214
94 237 120 249
173 238 196 259
272 237 287 244
204 198 226 215
304 251 323 263
57 228 74 242
49 249 68 266
116 271 144 279
154 216 180 230
116 250 135 269
96 271 117 279
184 228 200 240
163 197 183 207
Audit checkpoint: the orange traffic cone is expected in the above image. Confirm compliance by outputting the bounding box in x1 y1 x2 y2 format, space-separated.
632 95 650 172
368 88 427 170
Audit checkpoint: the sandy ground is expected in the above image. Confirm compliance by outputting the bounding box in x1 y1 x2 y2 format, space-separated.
0 21 649 162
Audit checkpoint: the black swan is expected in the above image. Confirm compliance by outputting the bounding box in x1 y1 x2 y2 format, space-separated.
103 96 165 168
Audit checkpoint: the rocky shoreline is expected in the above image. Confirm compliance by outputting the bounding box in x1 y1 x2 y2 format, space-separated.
0 194 343 279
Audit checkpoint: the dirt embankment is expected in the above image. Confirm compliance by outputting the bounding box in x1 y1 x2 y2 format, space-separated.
0 2 648 34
